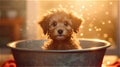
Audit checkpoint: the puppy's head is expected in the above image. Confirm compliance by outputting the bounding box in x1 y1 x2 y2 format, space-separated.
39 9 83 40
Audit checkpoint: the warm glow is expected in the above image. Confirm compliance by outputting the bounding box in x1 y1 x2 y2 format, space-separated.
88 28 92 31
80 33 84 36
102 60 111 67
105 11 109 15
102 22 105 25
109 2 113 5
90 47 98 49
106 61 111 65
80 25 83 29
108 20 112 24
104 34 108 38
38 0 117 46
102 64 107 67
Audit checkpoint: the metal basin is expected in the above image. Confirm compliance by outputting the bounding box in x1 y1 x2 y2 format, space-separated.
7 39 111 67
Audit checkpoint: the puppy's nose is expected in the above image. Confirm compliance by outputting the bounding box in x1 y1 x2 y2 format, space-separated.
58 29 63 34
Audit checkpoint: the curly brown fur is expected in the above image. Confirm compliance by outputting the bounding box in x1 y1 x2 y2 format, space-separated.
39 8 83 50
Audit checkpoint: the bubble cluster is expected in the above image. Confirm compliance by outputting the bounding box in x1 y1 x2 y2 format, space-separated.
57 0 117 45
39 0 117 45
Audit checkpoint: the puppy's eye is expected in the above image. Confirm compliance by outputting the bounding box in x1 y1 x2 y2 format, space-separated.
64 21 68 26
52 21 57 27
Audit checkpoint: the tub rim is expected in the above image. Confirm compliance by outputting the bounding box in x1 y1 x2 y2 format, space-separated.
7 38 111 53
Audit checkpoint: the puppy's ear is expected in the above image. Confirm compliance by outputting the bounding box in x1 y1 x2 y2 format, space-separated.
69 13 83 33
39 17 49 35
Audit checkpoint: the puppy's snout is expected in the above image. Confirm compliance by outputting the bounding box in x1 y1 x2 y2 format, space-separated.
58 29 63 34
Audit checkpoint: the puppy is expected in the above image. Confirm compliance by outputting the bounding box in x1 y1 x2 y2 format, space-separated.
39 8 83 50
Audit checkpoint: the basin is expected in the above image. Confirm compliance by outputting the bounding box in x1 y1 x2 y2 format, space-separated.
7 39 111 67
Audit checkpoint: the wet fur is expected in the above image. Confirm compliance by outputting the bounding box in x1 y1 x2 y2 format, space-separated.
39 8 83 50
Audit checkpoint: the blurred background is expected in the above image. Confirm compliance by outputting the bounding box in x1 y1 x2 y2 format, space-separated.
0 0 119 67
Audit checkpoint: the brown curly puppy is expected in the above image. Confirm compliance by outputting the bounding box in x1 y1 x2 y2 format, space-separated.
39 8 83 50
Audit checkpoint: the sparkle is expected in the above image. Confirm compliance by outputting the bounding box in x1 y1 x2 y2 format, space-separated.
104 34 108 38
102 64 106 67
80 33 84 36
94 26 97 29
105 11 109 15
95 28 102 32
108 38 113 42
89 28 92 31
109 2 113 5
96 29 99 31
82 5 85 9
102 22 105 25
106 61 111 65
108 20 112 24
80 25 83 28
